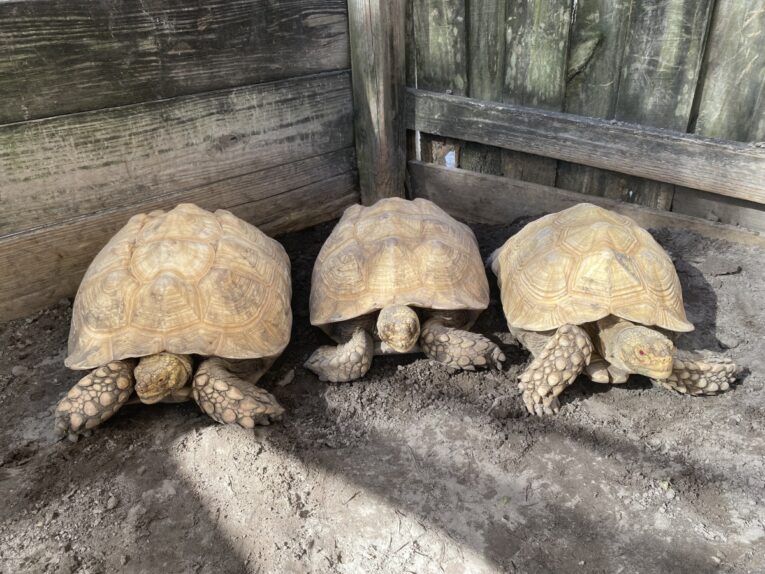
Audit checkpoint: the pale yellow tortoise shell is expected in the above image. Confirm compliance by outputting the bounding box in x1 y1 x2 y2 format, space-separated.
490 203 694 333
309 197 489 331
66 203 292 370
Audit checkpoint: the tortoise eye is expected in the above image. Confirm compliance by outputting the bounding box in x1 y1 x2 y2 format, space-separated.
638 350 646 356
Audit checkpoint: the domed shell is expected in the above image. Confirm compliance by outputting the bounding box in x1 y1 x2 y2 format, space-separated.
310 198 489 328
66 203 292 369
490 203 693 333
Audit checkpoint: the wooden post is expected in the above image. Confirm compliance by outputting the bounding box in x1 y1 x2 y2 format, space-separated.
347 0 407 204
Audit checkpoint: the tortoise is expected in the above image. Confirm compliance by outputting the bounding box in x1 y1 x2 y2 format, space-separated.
305 197 504 382
55 203 291 440
489 203 737 416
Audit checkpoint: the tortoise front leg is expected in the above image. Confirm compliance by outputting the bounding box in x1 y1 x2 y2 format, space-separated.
192 357 284 428
305 325 374 382
653 351 737 395
519 325 593 416
55 360 135 441
419 312 504 371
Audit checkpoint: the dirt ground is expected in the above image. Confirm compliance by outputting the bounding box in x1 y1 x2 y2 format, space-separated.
1 214 764 574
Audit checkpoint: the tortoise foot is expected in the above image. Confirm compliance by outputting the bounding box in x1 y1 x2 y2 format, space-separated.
305 328 374 382
519 324 593 416
653 351 737 395
420 320 505 371
193 358 284 428
55 361 134 439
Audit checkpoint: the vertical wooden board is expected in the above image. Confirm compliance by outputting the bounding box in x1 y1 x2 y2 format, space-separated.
559 0 714 210
673 1 765 231
0 0 351 123
558 0 632 196
461 0 505 174
410 0 467 164
691 2 765 142
607 0 715 209
348 0 407 204
501 0 573 186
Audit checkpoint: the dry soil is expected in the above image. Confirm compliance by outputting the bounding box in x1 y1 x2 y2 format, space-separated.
1 216 764 574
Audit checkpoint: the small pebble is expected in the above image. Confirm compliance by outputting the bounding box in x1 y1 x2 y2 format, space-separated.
276 369 296 387
106 495 119 510
11 365 28 377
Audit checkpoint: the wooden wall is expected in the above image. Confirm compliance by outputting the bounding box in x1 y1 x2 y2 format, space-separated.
406 0 765 231
0 0 358 321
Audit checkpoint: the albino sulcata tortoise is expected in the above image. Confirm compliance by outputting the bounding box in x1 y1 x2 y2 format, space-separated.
55 203 291 440
305 197 504 382
490 203 737 416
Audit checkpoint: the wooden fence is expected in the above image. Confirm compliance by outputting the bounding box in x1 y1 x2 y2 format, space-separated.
401 0 765 230
0 0 359 320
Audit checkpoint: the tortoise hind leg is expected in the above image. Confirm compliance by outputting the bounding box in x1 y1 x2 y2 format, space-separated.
192 357 284 428
519 325 593 416
55 361 135 441
653 351 736 395
305 327 374 382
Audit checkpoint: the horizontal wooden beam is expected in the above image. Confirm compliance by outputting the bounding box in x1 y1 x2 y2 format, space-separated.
0 149 359 321
0 0 350 123
406 88 765 205
0 71 354 235
408 161 765 247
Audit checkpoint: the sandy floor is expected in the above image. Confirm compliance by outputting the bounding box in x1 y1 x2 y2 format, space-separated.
1 216 764 574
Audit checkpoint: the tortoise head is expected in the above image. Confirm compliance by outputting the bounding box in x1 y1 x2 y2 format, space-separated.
376 305 420 353
609 326 674 379
134 353 192 404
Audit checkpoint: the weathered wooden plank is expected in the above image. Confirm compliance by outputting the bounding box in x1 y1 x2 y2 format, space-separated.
0 151 359 321
558 0 632 199
610 0 715 209
0 0 350 123
674 2 765 229
409 161 765 246
406 88 765 204
410 0 467 165
0 71 354 235
460 0 505 174
347 0 407 204
500 0 573 186
672 189 765 234
691 2 765 142
560 0 714 210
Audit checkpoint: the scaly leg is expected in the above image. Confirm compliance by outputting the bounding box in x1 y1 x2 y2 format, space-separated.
653 351 736 395
305 328 374 382
55 361 135 441
419 318 504 370
193 358 284 428
519 324 593 416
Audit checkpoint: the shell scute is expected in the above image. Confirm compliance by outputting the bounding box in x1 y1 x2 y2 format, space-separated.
310 198 489 327
66 203 291 369
491 203 693 332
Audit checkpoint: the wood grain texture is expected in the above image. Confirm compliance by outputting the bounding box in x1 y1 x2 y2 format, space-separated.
560 0 714 209
407 88 765 204
674 2 765 230
691 2 765 142
672 189 765 233
0 150 359 321
610 0 714 209
558 0 634 199
410 0 467 165
408 161 765 247
500 0 573 186
460 0 505 174
347 0 407 204
0 71 354 235
0 0 350 123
